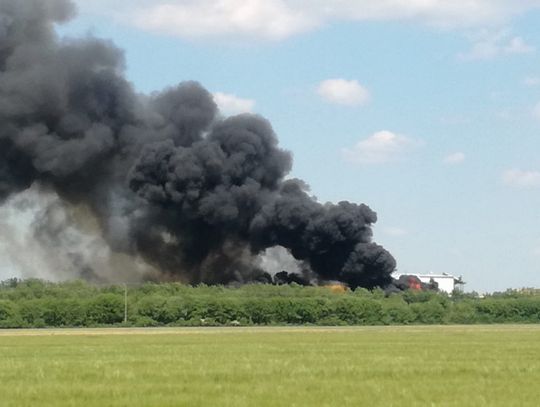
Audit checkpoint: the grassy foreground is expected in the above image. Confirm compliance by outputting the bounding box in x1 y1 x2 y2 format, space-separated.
0 326 539 406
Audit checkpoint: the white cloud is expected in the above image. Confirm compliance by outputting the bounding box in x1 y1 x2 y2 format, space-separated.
213 92 255 115
130 0 318 41
342 130 419 165
523 76 540 87
312 0 540 29
533 102 540 121
504 36 535 54
75 0 540 41
459 30 535 60
317 79 370 106
383 227 408 237
502 169 540 188
443 152 466 165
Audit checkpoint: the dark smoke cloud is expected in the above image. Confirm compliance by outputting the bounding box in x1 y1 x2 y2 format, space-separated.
0 0 396 289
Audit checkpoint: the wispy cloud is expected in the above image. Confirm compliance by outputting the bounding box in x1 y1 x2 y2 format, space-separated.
317 79 370 106
458 30 535 60
75 1 540 42
342 130 420 165
213 92 255 115
502 169 540 188
129 0 317 41
532 102 540 121
523 76 540 87
504 36 536 54
443 152 466 165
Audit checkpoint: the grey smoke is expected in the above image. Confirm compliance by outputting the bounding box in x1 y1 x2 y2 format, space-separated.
0 186 155 282
0 0 396 289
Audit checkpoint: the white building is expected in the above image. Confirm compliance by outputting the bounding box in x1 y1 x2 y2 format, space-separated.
393 272 465 294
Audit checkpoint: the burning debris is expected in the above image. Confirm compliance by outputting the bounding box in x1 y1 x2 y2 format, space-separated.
385 275 439 295
0 0 396 289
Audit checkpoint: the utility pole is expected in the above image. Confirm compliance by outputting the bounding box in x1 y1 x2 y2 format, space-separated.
123 283 128 324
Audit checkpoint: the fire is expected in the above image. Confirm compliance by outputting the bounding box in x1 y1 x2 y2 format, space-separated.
407 276 422 291
325 283 349 294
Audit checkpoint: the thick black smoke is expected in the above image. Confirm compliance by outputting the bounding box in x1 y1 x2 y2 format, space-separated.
0 0 396 289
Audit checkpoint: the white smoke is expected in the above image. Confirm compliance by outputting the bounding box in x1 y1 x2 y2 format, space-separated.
0 184 153 282
257 245 302 275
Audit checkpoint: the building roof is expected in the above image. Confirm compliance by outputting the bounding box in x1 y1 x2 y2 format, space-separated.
392 272 465 284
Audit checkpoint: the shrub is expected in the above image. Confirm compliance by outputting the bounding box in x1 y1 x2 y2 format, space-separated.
87 294 124 325
135 295 167 324
41 299 88 327
3 279 540 328
244 299 275 324
0 300 23 328
447 301 478 324
381 300 416 325
411 300 446 324
133 316 160 327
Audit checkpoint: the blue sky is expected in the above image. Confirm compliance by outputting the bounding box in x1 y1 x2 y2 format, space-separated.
53 0 540 292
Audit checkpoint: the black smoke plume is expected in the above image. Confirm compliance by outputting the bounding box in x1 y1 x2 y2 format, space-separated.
0 0 396 289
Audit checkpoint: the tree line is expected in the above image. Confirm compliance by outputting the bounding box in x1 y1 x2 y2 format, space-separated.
0 279 539 328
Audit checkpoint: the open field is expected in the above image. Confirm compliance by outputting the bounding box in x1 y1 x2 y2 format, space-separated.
1 326 539 406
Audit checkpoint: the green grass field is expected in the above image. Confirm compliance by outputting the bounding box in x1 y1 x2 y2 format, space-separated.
0 325 539 406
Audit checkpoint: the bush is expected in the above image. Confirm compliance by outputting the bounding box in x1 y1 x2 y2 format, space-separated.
411 300 446 324
161 297 191 323
87 294 124 325
135 295 167 324
333 298 382 325
18 300 45 326
2 279 540 328
447 301 478 324
244 299 275 324
41 299 88 327
381 300 416 325
316 316 347 326
0 300 23 328
133 316 160 327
